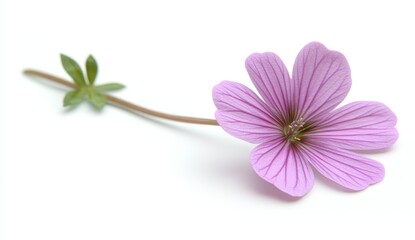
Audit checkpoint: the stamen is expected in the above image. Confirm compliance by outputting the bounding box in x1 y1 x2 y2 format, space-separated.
285 118 306 142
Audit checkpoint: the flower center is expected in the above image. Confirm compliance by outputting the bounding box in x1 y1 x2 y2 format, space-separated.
284 118 306 142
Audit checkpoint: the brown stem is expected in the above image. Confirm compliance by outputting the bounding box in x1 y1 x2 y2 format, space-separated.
23 69 219 126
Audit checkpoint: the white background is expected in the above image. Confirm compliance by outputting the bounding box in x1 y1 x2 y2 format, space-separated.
1 0 414 239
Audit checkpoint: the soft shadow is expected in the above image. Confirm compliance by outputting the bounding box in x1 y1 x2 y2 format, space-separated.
202 147 305 203
135 114 303 202
62 104 80 113
353 145 398 154
124 110 304 201
243 166 304 202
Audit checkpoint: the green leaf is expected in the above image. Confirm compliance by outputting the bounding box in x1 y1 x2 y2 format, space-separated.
60 54 86 87
95 83 125 91
86 55 98 85
63 89 85 107
87 89 107 110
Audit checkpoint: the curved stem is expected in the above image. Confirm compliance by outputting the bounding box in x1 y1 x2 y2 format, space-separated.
23 69 219 126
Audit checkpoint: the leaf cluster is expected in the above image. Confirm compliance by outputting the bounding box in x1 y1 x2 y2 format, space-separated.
61 54 125 110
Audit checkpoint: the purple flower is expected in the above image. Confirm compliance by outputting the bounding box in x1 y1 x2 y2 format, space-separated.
212 42 398 197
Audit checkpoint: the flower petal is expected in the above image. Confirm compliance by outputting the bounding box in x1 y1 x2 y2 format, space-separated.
245 52 292 125
213 81 281 143
298 143 384 191
292 42 351 122
307 101 398 150
251 139 314 197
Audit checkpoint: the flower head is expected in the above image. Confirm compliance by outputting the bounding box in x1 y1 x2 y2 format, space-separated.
212 42 398 197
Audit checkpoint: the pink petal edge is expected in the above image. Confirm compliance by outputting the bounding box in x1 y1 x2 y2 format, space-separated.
250 138 314 197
